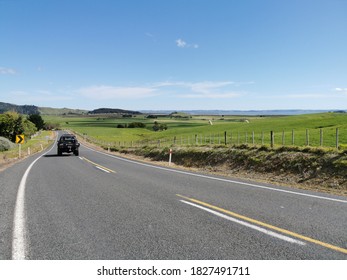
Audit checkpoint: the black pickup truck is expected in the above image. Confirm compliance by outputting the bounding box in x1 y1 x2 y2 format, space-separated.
57 134 80 156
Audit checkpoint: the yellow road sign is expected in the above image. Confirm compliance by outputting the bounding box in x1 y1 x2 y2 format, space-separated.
16 135 25 144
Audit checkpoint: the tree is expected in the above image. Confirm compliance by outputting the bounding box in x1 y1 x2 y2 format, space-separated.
152 121 168 131
22 119 37 136
27 114 45 130
153 121 160 131
0 111 37 141
0 112 22 141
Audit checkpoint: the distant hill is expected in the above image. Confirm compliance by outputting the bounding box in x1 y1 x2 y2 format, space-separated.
88 108 141 115
38 107 88 115
0 102 88 115
140 109 338 116
0 102 40 114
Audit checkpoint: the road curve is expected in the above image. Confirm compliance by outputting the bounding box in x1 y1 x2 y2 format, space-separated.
0 131 346 259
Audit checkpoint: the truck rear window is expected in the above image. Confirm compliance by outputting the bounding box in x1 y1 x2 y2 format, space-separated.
61 137 76 143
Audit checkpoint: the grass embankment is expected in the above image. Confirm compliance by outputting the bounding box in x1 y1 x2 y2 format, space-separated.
110 145 347 196
0 131 56 170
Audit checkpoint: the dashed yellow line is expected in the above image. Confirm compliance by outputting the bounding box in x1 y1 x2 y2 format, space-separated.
80 157 116 173
177 194 347 255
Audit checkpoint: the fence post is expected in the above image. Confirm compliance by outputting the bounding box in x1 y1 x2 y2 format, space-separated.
252 131 255 145
306 129 309 146
292 129 295 146
336 128 339 150
224 131 227 145
270 131 274 148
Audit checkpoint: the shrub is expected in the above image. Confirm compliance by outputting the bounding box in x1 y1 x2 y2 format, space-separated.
0 136 16 152
43 122 61 130
128 122 146 128
153 121 167 131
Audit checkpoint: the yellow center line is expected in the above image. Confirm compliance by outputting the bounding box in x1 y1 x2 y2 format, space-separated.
177 194 347 255
80 157 116 173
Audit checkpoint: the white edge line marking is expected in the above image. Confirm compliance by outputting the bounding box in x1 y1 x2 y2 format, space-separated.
12 136 57 260
82 144 347 204
180 200 306 246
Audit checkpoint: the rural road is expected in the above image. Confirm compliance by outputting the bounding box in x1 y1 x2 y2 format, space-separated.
0 132 346 260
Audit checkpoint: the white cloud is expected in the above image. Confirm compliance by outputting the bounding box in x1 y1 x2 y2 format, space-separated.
286 93 329 98
152 80 239 98
176 39 187 48
5 90 74 105
335 87 347 94
77 85 158 100
145 32 154 38
190 81 235 94
182 92 240 99
175 38 199 49
76 80 242 101
0 67 16 75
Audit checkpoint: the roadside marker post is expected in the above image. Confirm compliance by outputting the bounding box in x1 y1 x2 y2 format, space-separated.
169 148 172 166
15 135 25 158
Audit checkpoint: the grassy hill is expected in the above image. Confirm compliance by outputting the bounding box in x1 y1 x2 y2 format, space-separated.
0 102 39 114
38 107 88 115
0 102 88 115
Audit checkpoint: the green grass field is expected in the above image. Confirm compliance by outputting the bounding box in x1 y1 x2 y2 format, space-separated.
0 131 55 162
43 113 347 149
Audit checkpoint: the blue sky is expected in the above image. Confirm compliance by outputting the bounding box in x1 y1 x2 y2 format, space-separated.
1 0 346 111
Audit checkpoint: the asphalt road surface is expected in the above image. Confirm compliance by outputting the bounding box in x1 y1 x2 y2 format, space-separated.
1 132 346 260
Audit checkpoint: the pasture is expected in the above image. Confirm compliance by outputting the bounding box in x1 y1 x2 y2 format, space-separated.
43 112 347 149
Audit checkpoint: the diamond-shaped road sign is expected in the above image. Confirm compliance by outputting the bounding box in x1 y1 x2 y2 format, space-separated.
16 135 25 144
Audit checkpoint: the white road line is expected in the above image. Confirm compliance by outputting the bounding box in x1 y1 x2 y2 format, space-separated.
180 200 306 246
82 144 347 204
95 166 111 173
12 137 57 260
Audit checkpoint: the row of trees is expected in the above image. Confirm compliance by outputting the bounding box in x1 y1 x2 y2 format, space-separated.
116 121 168 131
0 112 45 142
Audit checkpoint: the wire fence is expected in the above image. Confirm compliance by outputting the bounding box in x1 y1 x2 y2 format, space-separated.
76 128 347 150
